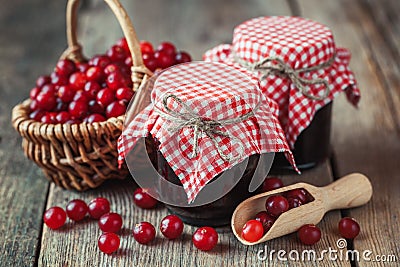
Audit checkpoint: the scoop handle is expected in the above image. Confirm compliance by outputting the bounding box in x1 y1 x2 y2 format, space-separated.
322 173 372 211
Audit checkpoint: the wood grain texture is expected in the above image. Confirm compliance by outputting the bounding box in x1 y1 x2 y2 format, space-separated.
299 0 400 266
39 162 348 267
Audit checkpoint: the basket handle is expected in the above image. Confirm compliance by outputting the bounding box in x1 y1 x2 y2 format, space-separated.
60 0 152 91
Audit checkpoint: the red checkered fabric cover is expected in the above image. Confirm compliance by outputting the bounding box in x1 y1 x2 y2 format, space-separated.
203 16 360 148
118 62 298 202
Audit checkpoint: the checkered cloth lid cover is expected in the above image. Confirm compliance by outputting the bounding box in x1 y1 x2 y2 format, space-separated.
203 16 360 148
117 62 298 202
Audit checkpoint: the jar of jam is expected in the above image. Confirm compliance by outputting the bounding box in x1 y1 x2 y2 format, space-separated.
118 61 297 226
204 16 360 171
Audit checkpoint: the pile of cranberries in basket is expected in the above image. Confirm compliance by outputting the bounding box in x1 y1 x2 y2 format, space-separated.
28 39 191 124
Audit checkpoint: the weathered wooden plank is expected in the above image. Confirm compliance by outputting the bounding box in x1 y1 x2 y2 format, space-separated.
299 0 400 266
38 0 347 266
0 1 68 266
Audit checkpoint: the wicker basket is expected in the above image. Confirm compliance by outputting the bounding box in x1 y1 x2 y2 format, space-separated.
11 0 152 191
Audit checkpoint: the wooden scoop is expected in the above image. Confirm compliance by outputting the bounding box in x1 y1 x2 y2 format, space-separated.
231 173 373 245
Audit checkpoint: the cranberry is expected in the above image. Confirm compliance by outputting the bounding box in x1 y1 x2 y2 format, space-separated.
41 84 56 95
84 81 101 99
41 113 55 124
69 72 88 91
36 92 57 111
86 66 104 82
43 206 66 229
98 233 120 254
30 100 39 111
73 90 90 103
140 41 154 54
96 88 115 107
88 100 104 114
116 87 134 101
298 224 321 245
133 222 156 244
106 72 128 90
89 55 111 68
51 72 69 86
265 195 289 217
241 219 264 242
107 45 127 62
117 37 130 53
58 85 75 103
55 99 68 112
29 110 44 121
133 188 158 209
105 100 126 118
192 227 218 251
84 113 106 123
261 177 284 192
99 213 123 233
104 63 120 75
288 197 303 209
55 59 76 76
175 51 191 64
68 100 88 119
36 75 51 88
255 211 276 233
285 189 308 203
55 111 71 124
157 42 176 56
124 56 133 67
30 87 41 100
66 199 88 221
160 215 184 240
154 51 175 69
338 217 360 239
76 62 89 73
88 197 110 219
142 53 158 72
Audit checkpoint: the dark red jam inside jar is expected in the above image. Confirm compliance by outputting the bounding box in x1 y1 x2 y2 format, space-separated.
271 102 332 172
149 137 261 227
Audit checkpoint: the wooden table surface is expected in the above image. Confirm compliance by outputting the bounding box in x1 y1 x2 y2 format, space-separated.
1 0 399 266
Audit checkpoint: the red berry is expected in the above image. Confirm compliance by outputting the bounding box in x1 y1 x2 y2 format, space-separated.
89 55 111 68
69 72 88 91
88 197 110 219
43 206 66 229
73 90 90 103
98 233 120 254
30 87 41 100
261 177 284 192
68 100 88 119
55 59 76 76
105 100 126 118
55 111 71 124
29 110 44 121
84 113 106 123
51 72 69 86
116 87 134 102
30 99 39 111
99 213 123 233
96 88 115 107
255 211 276 233
154 51 175 69
157 42 176 56
41 113 55 124
265 195 289 217
133 222 156 244
36 75 51 88
143 53 158 72
241 219 264 242
106 72 128 90
117 37 130 53
160 215 184 240
298 224 321 245
140 41 154 54
288 197 303 209
58 85 75 103
86 66 104 82
88 100 104 114
66 199 88 221
41 84 56 95
107 45 127 62
175 51 191 64
125 56 133 66
76 62 89 73
84 81 101 99
103 63 120 75
192 227 218 251
285 189 308 203
36 92 57 111
133 188 158 209
338 217 360 239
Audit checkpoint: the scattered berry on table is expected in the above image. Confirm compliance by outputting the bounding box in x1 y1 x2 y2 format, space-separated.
133 222 156 244
338 217 360 239
160 215 184 240
133 188 158 209
98 232 120 254
88 197 111 219
43 206 67 229
297 224 321 245
192 226 218 251
98 212 123 233
66 199 88 221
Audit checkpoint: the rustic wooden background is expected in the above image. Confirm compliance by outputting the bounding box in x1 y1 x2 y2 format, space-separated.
0 0 399 266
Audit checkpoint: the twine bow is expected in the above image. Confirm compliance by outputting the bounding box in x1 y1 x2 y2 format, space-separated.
234 54 336 101
155 94 258 163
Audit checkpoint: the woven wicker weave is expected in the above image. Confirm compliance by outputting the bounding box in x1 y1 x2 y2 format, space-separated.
11 0 152 191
